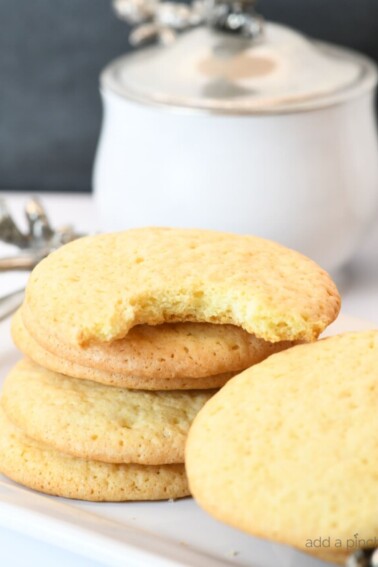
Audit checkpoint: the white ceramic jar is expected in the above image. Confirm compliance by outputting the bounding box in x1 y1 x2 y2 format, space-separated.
94 23 378 273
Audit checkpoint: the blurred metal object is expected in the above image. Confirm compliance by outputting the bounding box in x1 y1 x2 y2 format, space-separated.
208 0 263 37
24 197 54 245
113 0 262 45
0 197 85 322
0 196 84 252
0 252 47 272
0 289 25 323
0 199 29 248
347 548 378 566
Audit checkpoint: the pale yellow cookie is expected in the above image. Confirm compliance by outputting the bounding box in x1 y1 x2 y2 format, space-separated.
2 359 214 465
186 331 378 558
14 310 293 389
24 228 340 346
0 408 188 501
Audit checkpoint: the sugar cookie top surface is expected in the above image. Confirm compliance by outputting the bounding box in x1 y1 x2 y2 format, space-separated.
186 330 378 549
2 359 213 465
24 227 340 346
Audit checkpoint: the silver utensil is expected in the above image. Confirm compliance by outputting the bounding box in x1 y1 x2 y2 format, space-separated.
24 198 54 245
0 199 29 248
0 289 25 322
0 252 48 272
0 197 84 250
0 197 85 322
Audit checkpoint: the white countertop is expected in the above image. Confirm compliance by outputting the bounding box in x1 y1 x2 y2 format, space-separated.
0 191 377 567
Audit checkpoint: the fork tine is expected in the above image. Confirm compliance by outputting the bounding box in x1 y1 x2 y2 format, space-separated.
0 253 45 271
0 288 24 322
25 196 54 242
0 198 29 248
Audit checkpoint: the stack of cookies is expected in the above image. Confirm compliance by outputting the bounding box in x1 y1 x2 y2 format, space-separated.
0 228 340 502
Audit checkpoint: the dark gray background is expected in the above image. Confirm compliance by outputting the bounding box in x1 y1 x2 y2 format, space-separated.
1 0 378 193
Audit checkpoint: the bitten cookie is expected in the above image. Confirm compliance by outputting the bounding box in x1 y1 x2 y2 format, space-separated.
13 309 294 389
186 331 378 561
2 359 214 465
0 407 189 501
23 228 340 346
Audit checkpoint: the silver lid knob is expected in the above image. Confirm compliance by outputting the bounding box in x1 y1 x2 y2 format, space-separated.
207 0 263 37
113 0 263 45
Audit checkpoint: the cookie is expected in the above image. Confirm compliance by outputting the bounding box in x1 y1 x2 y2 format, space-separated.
24 228 340 346
2 359 214 465
0 408 188 501
186 331 378 557
14 310 294 389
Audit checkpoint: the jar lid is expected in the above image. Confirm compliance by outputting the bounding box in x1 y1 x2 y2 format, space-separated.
101 22 377 114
